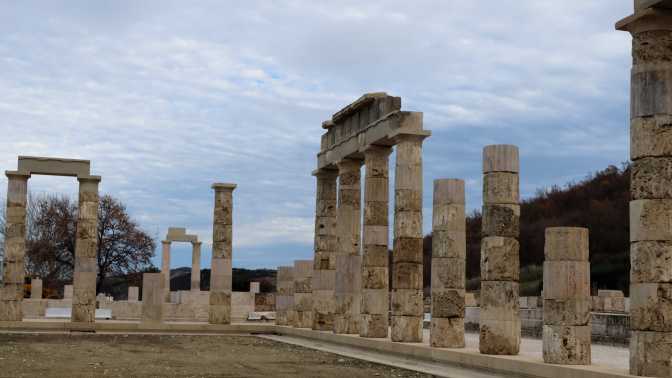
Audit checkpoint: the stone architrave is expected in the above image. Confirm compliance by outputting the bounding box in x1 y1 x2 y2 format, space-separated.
0 171 30 321
293 260 314 328
430 178 466 348
312 169 338 331
191 242 202 291
479 144 521 355
161 241 171 302
275 266 294 326
210 183 236 324
333 158 364 334
617 3 672 376
360 145 393 338
542 227 591 365
391 133 428 343
141 273 165 323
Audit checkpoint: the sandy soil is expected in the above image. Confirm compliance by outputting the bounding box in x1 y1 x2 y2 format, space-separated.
0 333 433 377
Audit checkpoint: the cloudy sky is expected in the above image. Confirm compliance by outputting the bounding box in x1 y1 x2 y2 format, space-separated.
0 1 634 270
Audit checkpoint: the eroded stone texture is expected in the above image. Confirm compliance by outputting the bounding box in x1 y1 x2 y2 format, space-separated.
544 227 589 262
479 321 521 355
632 31 672 65
630 330 672 377
630 283 672 332
543 299 590 326
430 318 465 348
542 325 591 365
632 157 672 199
391 315 423 342
631 241 672 282
209 183 236 324
542 261 590 301
480 281 520 321
480 237 520 281
481 204 519 238
431 288 465 318
631 115 672 160
482 172 519 205
431 258 465 289
432 230 465 259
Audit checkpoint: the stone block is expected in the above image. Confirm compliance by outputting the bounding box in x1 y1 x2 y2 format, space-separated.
213 190 233 208
209 304 231 324
465 293 477 307
293 292 313 312
395 139 423 166
0 300 22 321
631 241 672 282
430 317 465 348
293 310 313 328
2 241 25 262
432 204 465 232
72 303 95 323
361 266 388 289
632 157 672 199
392 263 422 289
432 230 466 259
394 189 422 212
360 314 388 338
363 201 389 226
276 281 294 296
333 312 360 334
63 285 73 299
0 283 22 301
275 295 293 310
337 188 361 208
543 299 590 326
631 28 672 60
392 238 423 263
75 220 96 239
542 325 591 365
1 260 25 283
483 172 519 205
128 287 139 301
275 309 293 325
211 242 232 260
315 216 338 237
277 266 294 281
73 272 96 290
479 319 521 355
75 237 97 258
597 289 624 297
630 330 672 377
337 234 361 255
393 211 423 238
480 237 519 281
631 114 672 160
631 68 672 118
362 245 389 267
364 156 391 179
5 206 26 224
212 224 232 243
294 277 313 294
431 257 465 289
313 251 334 271
361 288 388 314
364 177 389 202
480 281 520 319
313 310 334 331
630 282 672 331
316 176 337 200
362 225 389 246
544 227 589 262
4 223 26 240
209 291 232 306
391 315 423 342
312 270 334 290
542 261 590 300
391 288 423 316
483 145 519 173
395 164 422 191
433 178 465 206
78 201 98 219
431 288 465 318
334 291 360 314
334 254 361 294
631 199 672 241
481 204 519 238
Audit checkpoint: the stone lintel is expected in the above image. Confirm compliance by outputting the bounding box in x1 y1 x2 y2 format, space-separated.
635 0 672 12
18 156 91 178
332 92 389 124
616 7 672 34
211 183 237 191
165 227 199 243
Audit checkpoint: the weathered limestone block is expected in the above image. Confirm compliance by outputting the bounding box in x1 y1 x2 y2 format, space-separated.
632 157 672 199
542 325 591 365
2 241 26 262
432 230 466 259
361 266 388 289
631 199 672 242
361 288 388 314
392 238 423 263
294 278 312 294
479 320 521 355
363 202 389 226
483 172 519 205
276 309 293 326
631 241 672 282
75 238 97 258
543 299 590 326
391 263 423 289
630 330 672 377
393 211 423 239
480 237 519 281
430 318 465 348
293 292 314 312
294 311 313 328
360 314 388 338
632 30 672 64
431 288 465 318
213 207 233 225
391 289 423 316
394 189 422 212
432 204 465 232
543 261 590 300
483 144 519 173
0 301 22 321
431 258 465 289
5 206 26 224
391 315 423 342
1 260 25 283
544 227 589 262
333 313 360 334
362 245 389 267
481 204 519 238
212 224 232 243
480 281 520 320
0 283 23 301
630 282 672 332
631 68 672 118
209 305 231 324
631 115 672 160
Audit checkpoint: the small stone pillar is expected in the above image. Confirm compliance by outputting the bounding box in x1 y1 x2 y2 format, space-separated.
276 266 294 326
334 158 364 334
191 242 202 291
479 144 521 355
161 241 171 302
210 183 236 324
72 175 101 323
542 227 591 365
30 279 43 300
64 285 73 300
391 134 427 343
360 145 393 338
0 171 30 321
249 282 260 293
312 169 338 331
141 273 165 323
430 179 466 348
128 287 139 301
293 260 314 328
617 4 672 376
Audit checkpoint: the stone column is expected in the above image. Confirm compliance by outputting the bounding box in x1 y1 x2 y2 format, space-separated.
30 279 43 300
479 144 520 355
210 183 236 324
542 227 591 365
293 260 314 328
430 178 466 348
0 171 29 321
161 241 171 302
391 134 427 343
128 287 139 302
191 242 202 291
275 266 294 326
72 175 101 323
360 145 393 338
617 4 672 376
141 273 165 323
333 158 364 334
312 169 338 331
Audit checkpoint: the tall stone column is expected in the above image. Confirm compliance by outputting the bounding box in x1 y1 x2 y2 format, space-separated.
191 242 202 291
312 169 338 331
72 175 101 323
360 145 393 338
542 227 591 365
161 241 171 302
0 171 30 321
210 183 236 324
293 259 314 328
479 144 520 355
430 179 466 348
617 4 672 376
334 158 364 334
276 266 294 326
391 133 427 343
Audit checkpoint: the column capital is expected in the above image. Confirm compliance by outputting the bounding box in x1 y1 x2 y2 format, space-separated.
312 168 339 179
192 241 203 246
390 131 431 144
161 240 171 245
211 183 237 192
335 158 364 171
360 144 393 158
5 171 31 180
616 6 672 34
77 175 102 184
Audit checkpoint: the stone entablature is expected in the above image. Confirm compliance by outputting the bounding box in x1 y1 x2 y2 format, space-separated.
17 156 92 178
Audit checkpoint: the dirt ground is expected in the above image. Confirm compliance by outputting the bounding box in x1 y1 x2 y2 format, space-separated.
0 333 433 377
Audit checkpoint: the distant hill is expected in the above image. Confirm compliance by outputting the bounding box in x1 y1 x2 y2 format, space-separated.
169 267 277 292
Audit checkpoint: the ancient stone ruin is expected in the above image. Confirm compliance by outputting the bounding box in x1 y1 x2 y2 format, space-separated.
161 227 203 302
